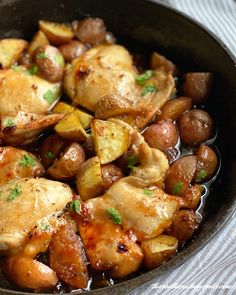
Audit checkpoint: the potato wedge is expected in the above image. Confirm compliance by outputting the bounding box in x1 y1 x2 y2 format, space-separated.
48 142 85 181
0 39 28 68
76 156 104 200
141 235 178 269
53 102 93 129
95 95 138 119
55 112 87 141
2 256 58 290
91 119 131 164
39 20 74 45
168 209 201 246
28 31 49 55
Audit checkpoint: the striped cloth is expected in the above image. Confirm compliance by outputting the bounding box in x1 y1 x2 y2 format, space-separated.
131 1 236 294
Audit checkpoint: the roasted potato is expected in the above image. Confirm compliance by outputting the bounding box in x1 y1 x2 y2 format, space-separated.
165 155 197 196
157 97 192 121
48 142 85 181
0 68 62 114
2 256 58 290
55 112 87 141
194 145 218 183
73 18 106 45
101 163 124 190
59 40 87 62
95 95 135 119
0 146 44 184
143 120 178 151
104 32 116 44
141 235 178 269
34 45 64 82
0 39 28 68
91 119 131 164
39 20 74 45
181 184 203 210
168 209 201 246
18 52 31 67
178 109 213 146
76 156 104 200
150 52 178 75
49 224 89 288
28 30 49 55
39 134 69 168
183 72 213 104
53 102 93 129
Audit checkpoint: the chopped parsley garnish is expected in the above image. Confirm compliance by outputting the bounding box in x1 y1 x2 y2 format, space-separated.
126 154 139 171
135 70 153 85
143 188 153 197
55 54 64 66
4 119 15 127
70 199 81 213
19 154 36 167
43 89 56 104
37 52 48 59
172 181 183 195
7 185 21 202
141 84 157 96
45 151 54 159
107 207 122 225
40 223 51 232
11 65 22 72
196 170 207 182
27 65 38 75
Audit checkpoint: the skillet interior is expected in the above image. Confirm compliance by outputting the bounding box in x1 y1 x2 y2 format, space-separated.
0 0 236 294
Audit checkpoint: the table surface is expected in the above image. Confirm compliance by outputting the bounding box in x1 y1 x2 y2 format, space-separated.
131 0 236 294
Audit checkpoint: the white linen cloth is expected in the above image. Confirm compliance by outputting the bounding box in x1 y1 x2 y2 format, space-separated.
132 0 236 294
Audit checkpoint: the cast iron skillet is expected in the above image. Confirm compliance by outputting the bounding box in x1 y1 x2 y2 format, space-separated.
0 0 236 294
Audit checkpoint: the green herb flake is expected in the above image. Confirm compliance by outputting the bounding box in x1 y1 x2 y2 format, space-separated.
36 52 48 59
7 185 21 202
11 65 22 72
126 154 139 171
135 70 153 85
196 170 207 182
143 188 153 197
172 182 183 195
70 199 81 213
27 65 39 76
19 154 36 167
106 207 122 225
40 223 51 232
43 89 56 104
141 84 157 96
4 119 15 127
55 54 64 66
45 151 54 159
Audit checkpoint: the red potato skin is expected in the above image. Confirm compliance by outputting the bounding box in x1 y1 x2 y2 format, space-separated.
194 145 218 182
183 72 213 104
168 209 201 246
47 142 85 181
39 134 69 168
165 155 197 196
49 224 89 289
157 96 192 122
2 256 58 290
73 18 106 46
143 120 178 151
34 45 64 82
178 109 213 146
59 40 87 62
101 163 124 190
